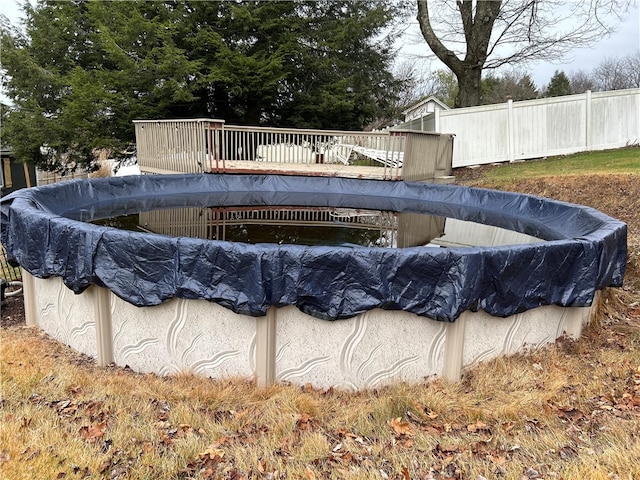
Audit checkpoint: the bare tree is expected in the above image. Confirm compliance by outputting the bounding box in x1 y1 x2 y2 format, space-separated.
416 0 630 108
594 53 640 90
627 52 640 88
393 60 435 110
366 60 434 129
481 70 538 104
595 56 631 90
569 70 599 94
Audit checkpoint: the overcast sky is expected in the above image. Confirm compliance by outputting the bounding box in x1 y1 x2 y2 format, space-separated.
2 0 639 93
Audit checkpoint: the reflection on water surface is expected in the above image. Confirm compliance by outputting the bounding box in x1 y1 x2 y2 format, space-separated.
93 206 542 248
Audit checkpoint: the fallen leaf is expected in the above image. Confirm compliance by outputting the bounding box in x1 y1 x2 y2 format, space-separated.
85 400 104 420
200 445 225 460
67 385 82 395
388 417 415 437
467 420 490 433
402 438 415 448
524 466 540 478
98 459 111 473
79 421 107 443
557 406 584 422
56 400 71 411
295 413 315 430
176 424 193 437
425 409 439 419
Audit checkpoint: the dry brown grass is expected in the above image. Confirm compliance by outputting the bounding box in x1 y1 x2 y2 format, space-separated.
1 173 639 480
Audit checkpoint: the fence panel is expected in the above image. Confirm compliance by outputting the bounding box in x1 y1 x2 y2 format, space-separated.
439 103 510 167
545 96 587 154
1 244 21 283
398 131 453 182
401 88 639 168
36 168 89 186
590 90 640 149
511 99 549 159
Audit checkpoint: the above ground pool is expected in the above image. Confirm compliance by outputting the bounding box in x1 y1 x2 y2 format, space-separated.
0 174 627 388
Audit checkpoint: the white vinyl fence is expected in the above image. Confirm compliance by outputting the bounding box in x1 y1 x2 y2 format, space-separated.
398 88 640 168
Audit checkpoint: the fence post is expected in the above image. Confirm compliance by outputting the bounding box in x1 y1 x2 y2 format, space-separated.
637 90 640 145
585 90 592 149
507 99 515 162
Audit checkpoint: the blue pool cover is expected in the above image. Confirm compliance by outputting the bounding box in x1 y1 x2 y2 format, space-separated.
0 174 627 322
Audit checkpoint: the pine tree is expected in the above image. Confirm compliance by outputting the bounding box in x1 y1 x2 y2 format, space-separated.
544 71 572 98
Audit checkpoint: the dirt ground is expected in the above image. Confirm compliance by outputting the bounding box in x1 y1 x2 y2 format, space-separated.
0 295 24 328
2 172 639 326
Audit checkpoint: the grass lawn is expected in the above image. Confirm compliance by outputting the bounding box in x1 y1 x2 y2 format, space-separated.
469 146 640 185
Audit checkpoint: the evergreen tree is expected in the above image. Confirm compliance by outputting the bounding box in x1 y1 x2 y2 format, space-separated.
544 70 572 98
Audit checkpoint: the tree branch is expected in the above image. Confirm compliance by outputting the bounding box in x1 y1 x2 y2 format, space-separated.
417 0 462 74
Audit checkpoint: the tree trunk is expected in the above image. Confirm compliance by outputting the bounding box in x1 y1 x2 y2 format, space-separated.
455 67 483 108
417 0 501 108
245 101 261 127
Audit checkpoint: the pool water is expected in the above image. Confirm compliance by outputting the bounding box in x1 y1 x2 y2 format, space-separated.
91 205 543 248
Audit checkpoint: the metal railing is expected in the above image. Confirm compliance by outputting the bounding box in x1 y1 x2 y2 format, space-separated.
1 244 23 300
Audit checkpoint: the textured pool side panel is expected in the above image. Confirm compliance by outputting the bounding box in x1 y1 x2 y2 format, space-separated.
33 276 97 358
274 307 447 390
461 304 593 369
29 276 594 389
110 296 256 378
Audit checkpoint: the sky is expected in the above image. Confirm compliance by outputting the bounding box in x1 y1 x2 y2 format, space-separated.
1 0 639 94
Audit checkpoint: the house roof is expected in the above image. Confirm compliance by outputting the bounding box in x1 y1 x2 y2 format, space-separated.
402 95 450 116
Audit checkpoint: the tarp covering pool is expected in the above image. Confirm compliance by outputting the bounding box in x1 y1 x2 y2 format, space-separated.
0 174 627 322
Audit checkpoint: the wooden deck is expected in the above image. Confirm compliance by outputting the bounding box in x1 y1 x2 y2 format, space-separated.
140 160 455 183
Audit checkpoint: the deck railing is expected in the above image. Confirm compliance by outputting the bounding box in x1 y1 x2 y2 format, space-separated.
138 206 445 248
134 119 453 182
133 118 223 174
